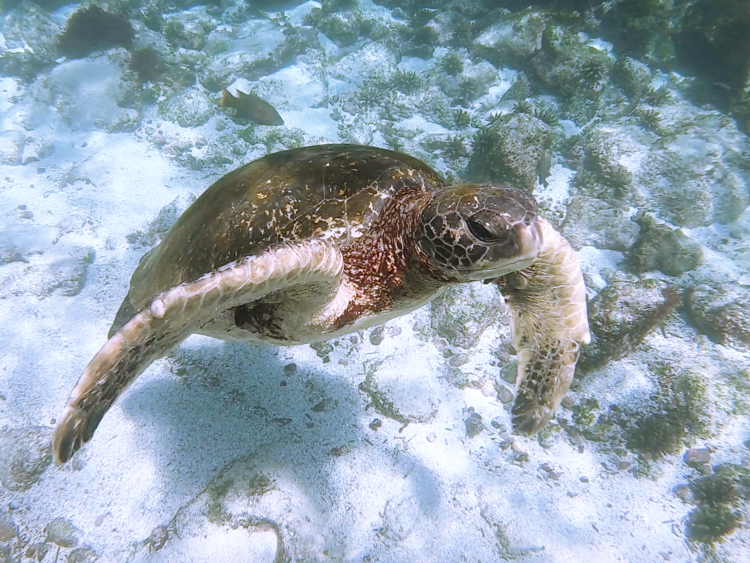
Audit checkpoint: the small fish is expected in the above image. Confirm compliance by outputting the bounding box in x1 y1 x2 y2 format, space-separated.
218 89 284 126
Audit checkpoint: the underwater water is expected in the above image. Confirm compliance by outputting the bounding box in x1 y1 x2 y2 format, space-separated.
1 0 750 561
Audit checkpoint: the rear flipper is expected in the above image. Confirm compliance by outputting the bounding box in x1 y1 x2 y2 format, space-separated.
53 240 343 465
499 219 590 435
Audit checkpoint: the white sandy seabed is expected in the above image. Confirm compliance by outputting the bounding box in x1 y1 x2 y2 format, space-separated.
0 1 749 562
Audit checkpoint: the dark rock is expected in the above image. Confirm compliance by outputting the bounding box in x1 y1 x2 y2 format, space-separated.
686 284 750 346
0 2 61 79
66 547 97 563
561 196 639 251
629 214 703 277
360 357 440 425
729 207 750 239
0 514 17 542
448 353 469 367
129 48 166 84
310 341 333 358
0 426 53 491
465 412 484 437
685 448 712 464
25 543 49 562
369 326 386 345
45 518 81 548
126 198 185 247
579 276 681 371
467 112 553 191
500 72 532 102
147 525 168 551
496 385 514 404
0 225 55 265
574 124 652 204
600 0 672 61
48 246 96 297
430 283 503 349
673 0 750 117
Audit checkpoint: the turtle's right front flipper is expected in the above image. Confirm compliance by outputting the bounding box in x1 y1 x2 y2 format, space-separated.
499 219 590 436
53 240 343 465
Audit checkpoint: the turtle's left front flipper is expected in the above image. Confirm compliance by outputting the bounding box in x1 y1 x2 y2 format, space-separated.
53 240 343 465
499 218 590 435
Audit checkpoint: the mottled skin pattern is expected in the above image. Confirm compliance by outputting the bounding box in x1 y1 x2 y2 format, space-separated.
499 220 590 434
53 144 589 465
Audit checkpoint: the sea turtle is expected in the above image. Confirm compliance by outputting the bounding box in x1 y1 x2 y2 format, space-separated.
53 144 590 465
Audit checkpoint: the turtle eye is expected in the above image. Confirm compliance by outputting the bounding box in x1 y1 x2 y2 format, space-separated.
467 216 502 242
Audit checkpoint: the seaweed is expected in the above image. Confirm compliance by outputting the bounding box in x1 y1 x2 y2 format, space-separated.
621 366 709 458
57 6 134 59
450 77 483 107
412 7 436 28
643 85 671 105
442 135 469 159
685 464 750 544
439 52 464 76
453 109 471 128
635 106 663 132
391 69 422 95
533 107 559 126
411 24 439 49
129 48 165 84
687 505 740 544
512 99 534 115
356 81 384 109
471 125 499 156
579 58 608 85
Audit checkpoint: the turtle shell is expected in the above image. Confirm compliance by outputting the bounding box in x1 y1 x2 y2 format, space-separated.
126 144 446 309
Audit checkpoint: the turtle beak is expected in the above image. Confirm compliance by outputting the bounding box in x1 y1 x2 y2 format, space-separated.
516 218 544 260
469 218 543 280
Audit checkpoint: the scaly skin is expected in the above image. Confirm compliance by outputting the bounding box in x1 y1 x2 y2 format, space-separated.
53 241 343 465
500 218 591 435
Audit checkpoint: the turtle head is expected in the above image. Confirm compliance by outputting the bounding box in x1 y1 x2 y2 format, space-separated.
419 184 542 281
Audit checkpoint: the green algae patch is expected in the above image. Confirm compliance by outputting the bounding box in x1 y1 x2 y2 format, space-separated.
622 367 711 458
686 464 750 544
